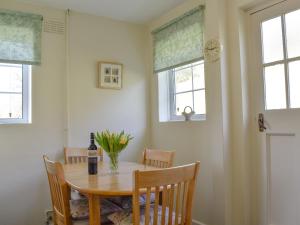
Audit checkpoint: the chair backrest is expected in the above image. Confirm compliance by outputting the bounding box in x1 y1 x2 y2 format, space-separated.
64 147 103 164
133 162 200 225
142 149 175 168
43 155 71 225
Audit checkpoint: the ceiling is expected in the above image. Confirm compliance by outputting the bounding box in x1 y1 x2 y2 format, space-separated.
18 0 185 24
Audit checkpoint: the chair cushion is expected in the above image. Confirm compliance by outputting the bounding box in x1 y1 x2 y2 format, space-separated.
70 199 89 220
72 219 114 225
72 219 89 225
106 197 132 210
70 198 123 222
139 193 156 206
107 205 178 225
108 194 155 210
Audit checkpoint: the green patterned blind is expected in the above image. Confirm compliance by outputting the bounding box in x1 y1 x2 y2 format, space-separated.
153 6 205 73
0 9 43 65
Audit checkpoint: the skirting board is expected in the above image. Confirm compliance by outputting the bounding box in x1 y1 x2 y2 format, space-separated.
192 219 207 225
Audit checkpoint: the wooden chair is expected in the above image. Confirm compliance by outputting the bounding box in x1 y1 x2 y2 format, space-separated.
64 147 103 164
142 149 175 168
43 155 72 225
133 162 200 225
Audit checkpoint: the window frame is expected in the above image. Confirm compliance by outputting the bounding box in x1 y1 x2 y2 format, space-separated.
261 10 300 110
0 64 31 124
168 60 206 121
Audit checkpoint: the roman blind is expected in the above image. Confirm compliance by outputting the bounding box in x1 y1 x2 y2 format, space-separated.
0 9 43 65
152 6 205 73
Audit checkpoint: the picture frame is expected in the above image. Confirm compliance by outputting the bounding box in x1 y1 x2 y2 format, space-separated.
98 62 123 89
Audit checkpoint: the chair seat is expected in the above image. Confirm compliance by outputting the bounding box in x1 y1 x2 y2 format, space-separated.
107 193 155 210
70 198 123 222
107 205 180 225
72 219 89 225
72 219 114 225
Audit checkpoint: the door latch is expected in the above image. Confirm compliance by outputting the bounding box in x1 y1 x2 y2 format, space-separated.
258 113 267 132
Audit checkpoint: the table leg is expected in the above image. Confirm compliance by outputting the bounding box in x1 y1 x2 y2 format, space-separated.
88 194 101 225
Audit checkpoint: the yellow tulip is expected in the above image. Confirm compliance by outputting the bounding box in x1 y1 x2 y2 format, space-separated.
104 130 110 138
119 135 127 144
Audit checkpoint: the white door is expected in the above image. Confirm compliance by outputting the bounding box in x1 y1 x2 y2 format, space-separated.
249 1 300 225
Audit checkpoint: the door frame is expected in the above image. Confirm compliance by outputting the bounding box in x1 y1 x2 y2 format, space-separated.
247 1 300 225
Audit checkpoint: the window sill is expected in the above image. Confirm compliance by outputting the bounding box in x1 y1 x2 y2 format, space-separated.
159 115 206 123
0 119 31 125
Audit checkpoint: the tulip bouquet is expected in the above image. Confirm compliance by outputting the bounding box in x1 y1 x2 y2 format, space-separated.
95 130 133 173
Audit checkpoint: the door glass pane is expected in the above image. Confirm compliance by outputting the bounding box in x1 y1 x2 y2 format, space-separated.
175 92 193 115
264 64 286 110
194 90 206 114
175 67 192 93
289 61 300 108
261 17 284 63
193 63 205 90
0 64 22 92
0 94 22 119
285 9 300 58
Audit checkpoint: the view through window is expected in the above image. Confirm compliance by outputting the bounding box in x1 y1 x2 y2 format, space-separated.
261 8 300 110
0 63 31 123
169 60 206 120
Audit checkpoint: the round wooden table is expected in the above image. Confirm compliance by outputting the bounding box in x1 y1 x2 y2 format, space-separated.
63 161 158 225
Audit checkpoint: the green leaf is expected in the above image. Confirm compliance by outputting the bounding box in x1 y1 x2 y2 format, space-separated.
94 130 133 154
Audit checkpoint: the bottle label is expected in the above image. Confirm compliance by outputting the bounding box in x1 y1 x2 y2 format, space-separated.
88 157 98 164
88 151 98 158
88 151 98 175
88 157 98 175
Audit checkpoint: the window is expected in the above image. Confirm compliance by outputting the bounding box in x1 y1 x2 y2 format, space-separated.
153 6 205 122
158 60 206 121
0 63 31 124
170 61 206 120
261 9 300 110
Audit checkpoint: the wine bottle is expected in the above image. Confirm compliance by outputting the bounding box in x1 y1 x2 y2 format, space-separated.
88 132 98 175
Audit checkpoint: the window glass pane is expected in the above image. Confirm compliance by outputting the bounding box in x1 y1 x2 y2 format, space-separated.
262 17 284 63
194 90 206 114
193 63 205 89
264 64 286 110
0 94 22 119
0 64 22 92
175 92 193 115
285 9 300 58
175 67 193 93
289 61 300 108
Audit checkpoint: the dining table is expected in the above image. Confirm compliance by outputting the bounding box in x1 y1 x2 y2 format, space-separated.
63 161 158 225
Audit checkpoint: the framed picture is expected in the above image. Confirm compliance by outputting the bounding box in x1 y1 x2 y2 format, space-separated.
98 62 123 89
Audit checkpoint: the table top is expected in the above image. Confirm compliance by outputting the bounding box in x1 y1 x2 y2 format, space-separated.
63 161 158 196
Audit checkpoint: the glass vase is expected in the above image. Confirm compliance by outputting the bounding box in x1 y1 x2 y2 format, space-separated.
108 153 119 174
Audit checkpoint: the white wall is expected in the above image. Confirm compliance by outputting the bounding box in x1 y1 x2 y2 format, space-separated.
147 0 231 224
226 0 265 225
0 1 65 225
67 11 149 162
0 0 260 225
0 2 149 225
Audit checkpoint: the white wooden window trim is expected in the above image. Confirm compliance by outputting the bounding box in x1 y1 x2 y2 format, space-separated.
168 61 206 121
0 64 31 124
261 12 300 110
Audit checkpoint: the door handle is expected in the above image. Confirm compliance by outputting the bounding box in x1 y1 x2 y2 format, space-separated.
258 113 267 132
